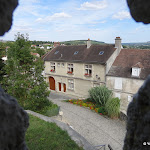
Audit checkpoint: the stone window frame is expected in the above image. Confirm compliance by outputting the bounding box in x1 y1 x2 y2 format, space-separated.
50 62 55 72
84 64 92 76
68 79 74 90
67 63 74 74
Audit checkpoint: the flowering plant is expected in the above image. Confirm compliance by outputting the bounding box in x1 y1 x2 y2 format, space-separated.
66 99 107 116
50 69 55 72
67 71 73 74
84 73 91 76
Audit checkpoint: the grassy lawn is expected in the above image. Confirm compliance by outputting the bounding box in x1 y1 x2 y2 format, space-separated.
26 114 83 150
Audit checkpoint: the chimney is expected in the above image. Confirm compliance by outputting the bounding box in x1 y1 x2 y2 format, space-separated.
87 38 91 48
115 37 122 54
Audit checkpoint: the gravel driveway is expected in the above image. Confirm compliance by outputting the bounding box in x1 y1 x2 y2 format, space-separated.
49 91 126 150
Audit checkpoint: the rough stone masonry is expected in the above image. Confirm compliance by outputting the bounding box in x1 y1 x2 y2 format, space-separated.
0 86 29 150
127 0 150 24
0 0 18 36
123 75 150 150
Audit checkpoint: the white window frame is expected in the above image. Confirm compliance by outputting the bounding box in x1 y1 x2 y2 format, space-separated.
132 67 141 77
62 63 64 67
50 62 55 72
68 79 74 90
68 63 73 74
57 63 60 67
114 78 122 90
85 64 92 76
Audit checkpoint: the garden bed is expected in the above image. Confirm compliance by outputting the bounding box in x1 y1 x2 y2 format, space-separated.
64 99 121 120
64 99 107 116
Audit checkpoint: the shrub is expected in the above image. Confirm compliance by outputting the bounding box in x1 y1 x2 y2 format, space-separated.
39 103 59 117
88 86 112 106
105 97 120 118
98 107 106 114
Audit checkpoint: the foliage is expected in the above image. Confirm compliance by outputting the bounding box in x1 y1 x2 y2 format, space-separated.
0 43 6 82
38 103 59 117
105 97 120 118
98 107 106 114
35 47 46 57
65 99 108 115
26 115 83 150
31 40 53 45
2 33 50 112
88 86 112 106
60 40 105 45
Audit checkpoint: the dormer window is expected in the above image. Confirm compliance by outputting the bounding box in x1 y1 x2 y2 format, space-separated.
99 51 104 55
132 67 141 77
74 51 79 55
54 51 59 54
132 62 143 77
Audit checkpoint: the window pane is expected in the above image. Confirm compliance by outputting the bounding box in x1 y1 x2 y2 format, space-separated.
72 83 74 89
89 69 92 74
85 69 88 74
85 65 88 68
89 65 92 68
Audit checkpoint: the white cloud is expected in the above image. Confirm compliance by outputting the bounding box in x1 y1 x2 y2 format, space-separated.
79 0 107 10
50 12 71 19
36 12 72 23
112 11 131 20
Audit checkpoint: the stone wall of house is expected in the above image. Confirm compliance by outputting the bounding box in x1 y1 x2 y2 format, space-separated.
106 76 144 114
106 48 118 74
123 75 150 150
45 61 105 82
44 61 106 97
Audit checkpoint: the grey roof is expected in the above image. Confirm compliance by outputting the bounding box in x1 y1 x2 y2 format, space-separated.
107 49 150 80
44 44 116 64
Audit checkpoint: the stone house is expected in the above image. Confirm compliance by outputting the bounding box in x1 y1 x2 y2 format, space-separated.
43 38 122 98
106 48 150 114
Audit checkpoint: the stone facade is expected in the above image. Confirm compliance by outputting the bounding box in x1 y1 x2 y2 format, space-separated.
45 61 106 98
106 76 144 114
123 75 150 150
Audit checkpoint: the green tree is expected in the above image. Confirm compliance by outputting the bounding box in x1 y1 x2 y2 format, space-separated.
0 42 6 82
2 33 50 111
35 47 45 57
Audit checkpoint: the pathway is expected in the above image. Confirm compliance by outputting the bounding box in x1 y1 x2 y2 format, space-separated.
49 91 126 150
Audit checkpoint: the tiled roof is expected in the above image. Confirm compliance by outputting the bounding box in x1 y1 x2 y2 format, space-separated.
132 62 144 68
107 49 150 79
43 44 116 64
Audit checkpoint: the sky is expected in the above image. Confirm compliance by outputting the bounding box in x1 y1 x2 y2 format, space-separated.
0 0 150 43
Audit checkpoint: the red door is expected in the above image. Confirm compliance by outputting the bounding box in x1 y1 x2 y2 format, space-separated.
59 83 61 91
63 83 66 92
49 77 55 90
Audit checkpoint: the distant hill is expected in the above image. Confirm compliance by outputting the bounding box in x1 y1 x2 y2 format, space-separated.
60 40 105 45
122 42 150 49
